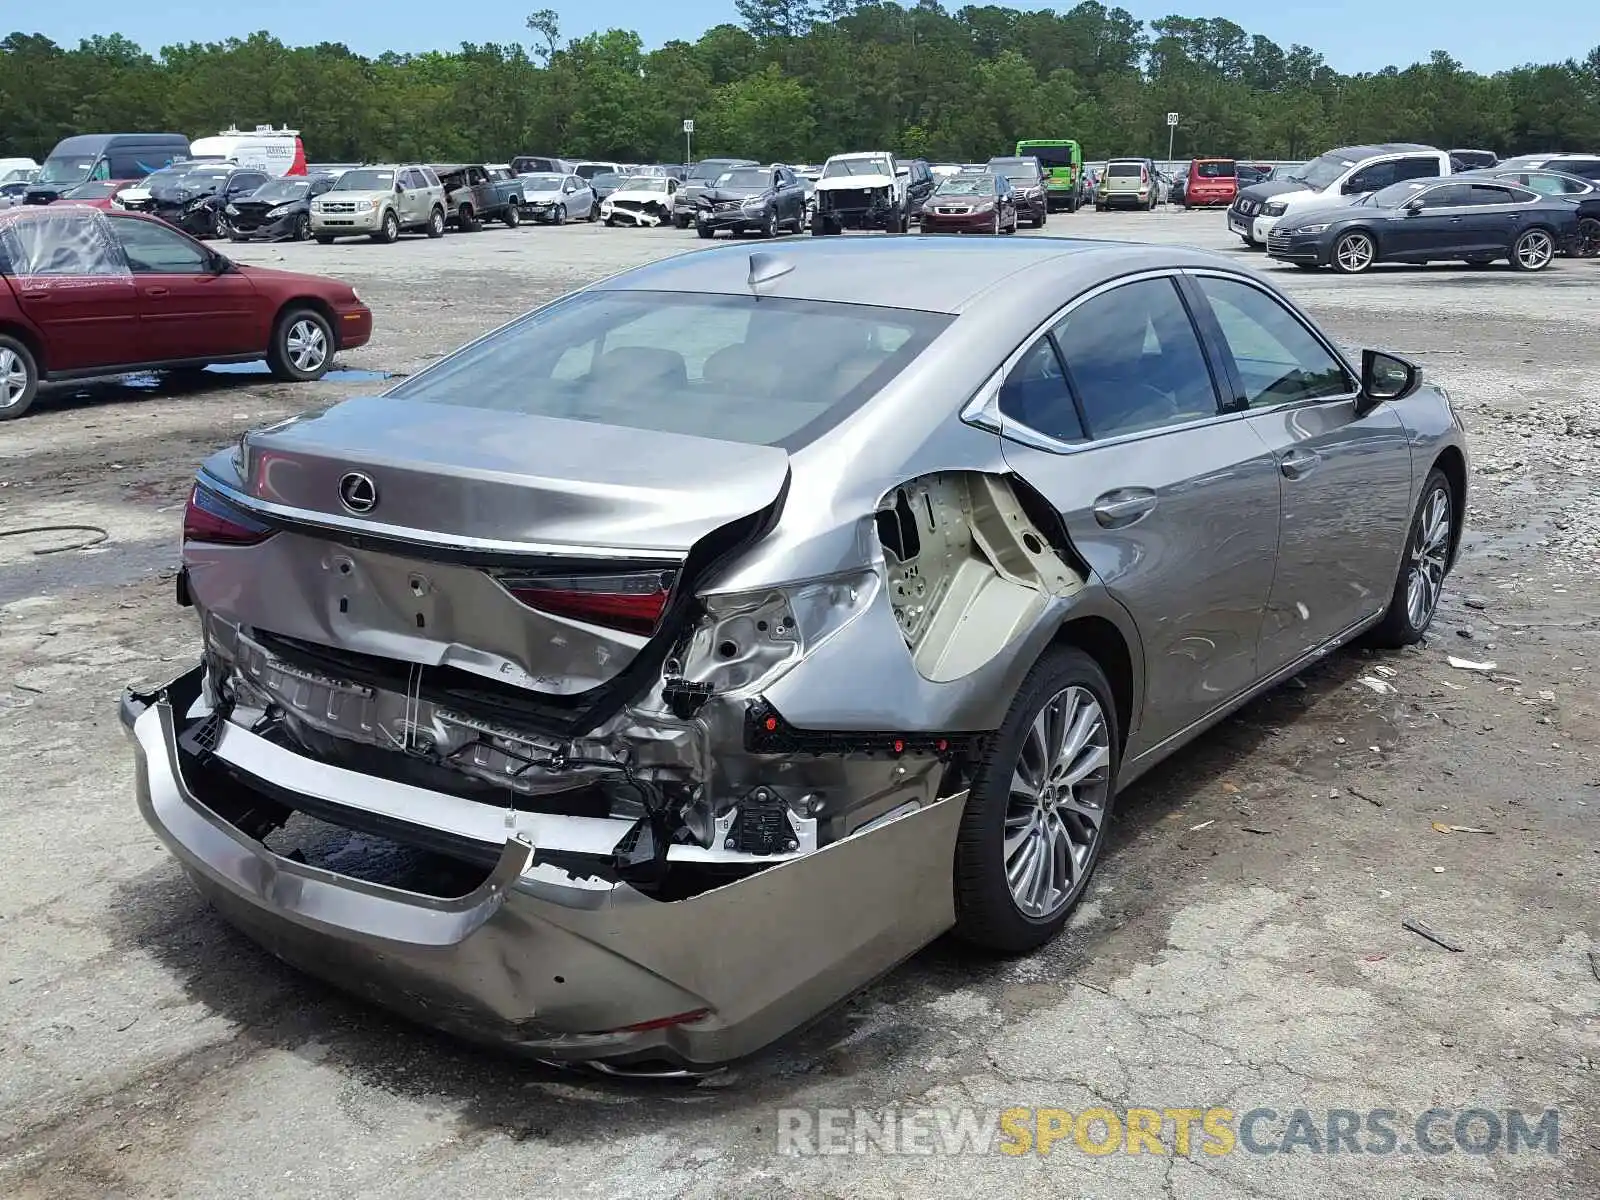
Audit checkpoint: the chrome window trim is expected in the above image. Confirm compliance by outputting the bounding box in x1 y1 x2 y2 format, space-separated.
960 267 1250 455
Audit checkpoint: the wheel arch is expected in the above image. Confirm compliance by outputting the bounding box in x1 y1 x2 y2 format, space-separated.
272 296 341 350
1050 613 1138 756
1431 444 1468 570
0 320 46 375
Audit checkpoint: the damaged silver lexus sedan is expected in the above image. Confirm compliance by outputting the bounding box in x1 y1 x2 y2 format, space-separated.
124 238 1468 1071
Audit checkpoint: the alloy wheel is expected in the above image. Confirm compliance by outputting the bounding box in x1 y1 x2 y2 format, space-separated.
0 348 27 410
1405 485 1451 629
1576 218 1600 258
1515 229 1554 270
1335 233 1375 273
286 318 328 374
1003 685 1112 919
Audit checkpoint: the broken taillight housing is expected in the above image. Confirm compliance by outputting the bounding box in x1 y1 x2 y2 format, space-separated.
183 485 275 546
499 570 677 636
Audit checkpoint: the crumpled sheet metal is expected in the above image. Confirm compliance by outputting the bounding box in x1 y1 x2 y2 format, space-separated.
0 205 131 287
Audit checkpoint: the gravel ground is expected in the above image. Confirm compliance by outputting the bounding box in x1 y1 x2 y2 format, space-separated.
1 210 1596 1200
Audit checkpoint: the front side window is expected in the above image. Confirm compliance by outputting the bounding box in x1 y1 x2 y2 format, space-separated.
1194 276 1353 409
998 336 1084 443
385 291 951 450
110 217 209 274
1052 278 1219 438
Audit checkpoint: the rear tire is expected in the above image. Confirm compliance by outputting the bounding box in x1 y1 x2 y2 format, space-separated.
458 204 480 232
953 646 1119 954
1509 227 1554 271
266 308 334 383
1365 468 1454 648
0 335 40 421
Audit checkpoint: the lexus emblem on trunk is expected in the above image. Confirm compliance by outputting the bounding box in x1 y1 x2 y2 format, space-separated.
338 471 378 514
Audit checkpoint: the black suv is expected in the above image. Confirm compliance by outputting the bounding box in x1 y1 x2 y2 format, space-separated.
903 158 937 223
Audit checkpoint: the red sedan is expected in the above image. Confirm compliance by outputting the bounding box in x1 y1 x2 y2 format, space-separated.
0 207 372 419
48 179 142 211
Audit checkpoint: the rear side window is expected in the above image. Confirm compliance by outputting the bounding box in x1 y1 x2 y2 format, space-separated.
386 291 952 450
1052 278 1218 438
998 337 1085 444
1395 156 1442 182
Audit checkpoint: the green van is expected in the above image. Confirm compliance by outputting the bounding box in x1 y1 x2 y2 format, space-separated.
1014 139 1083 212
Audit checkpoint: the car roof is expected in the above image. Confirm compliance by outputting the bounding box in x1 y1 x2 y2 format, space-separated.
591 237 1245 316
1325 143 1439 160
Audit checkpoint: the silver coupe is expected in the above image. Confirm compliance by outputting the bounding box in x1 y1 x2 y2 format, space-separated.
124 237 1468 1072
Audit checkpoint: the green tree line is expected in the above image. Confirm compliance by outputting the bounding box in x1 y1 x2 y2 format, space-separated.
3 5 1598 166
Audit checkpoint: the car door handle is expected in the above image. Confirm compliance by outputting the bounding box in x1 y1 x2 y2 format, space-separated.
1092 489 1158 527
20 290 50 301
143 286 170 297
1280 448 1322 479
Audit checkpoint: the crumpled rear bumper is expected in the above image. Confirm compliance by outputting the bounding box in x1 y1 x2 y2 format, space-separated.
123 666 966 1070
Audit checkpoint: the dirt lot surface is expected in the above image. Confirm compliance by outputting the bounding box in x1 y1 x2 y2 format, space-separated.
1 211 1596 1199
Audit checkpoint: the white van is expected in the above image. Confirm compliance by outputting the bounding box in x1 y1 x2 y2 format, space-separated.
188 126 307 177
0 158 39 184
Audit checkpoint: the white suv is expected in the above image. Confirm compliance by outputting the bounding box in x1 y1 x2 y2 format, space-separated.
1229 144 1452 246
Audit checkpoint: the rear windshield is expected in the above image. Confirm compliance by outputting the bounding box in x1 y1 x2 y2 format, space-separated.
1107 163 1143 177
1194 160 1235 178
386 291 951 450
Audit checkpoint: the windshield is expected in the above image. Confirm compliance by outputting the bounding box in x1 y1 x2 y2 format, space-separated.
1282 153 1351 191
37 156 98 186
590 173 621 189
61 181 120 199
1195 160 1235 178
824 158 892 178
179 169 231 188
250 178 311 202
990 160 1040 182
935 176 995 196
525 176 563 191
333 169 396 191
621 177 670 192
715 169 769 189
386 290 951 450
1020 145 1076 169
688 161 745 183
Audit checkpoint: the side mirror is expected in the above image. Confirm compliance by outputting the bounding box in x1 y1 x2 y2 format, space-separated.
1404 199 1424 214
1359 349 1420 412
395 181 404 193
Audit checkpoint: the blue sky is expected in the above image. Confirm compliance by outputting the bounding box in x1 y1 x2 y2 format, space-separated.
11 3 1585 76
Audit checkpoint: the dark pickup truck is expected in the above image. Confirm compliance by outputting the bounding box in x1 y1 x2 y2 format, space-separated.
434 163 526 230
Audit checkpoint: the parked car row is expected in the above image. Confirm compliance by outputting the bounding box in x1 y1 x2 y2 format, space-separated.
1225 142 1600 273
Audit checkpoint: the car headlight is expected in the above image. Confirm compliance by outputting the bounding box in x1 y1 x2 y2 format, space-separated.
1293 223 1330 235
185 197 208 210
110 195 125 208
742 197 767 211
972 201 995 213
1263 202 1287 217
354 198 374 212
226 203 240 214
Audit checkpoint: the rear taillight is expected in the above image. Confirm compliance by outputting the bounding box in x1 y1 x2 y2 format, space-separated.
500 570 677 636
183 485 274 546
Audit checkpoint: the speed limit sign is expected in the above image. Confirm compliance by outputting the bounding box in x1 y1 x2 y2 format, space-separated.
1166 112 1179 126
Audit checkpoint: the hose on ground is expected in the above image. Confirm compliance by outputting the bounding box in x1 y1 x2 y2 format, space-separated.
0 524 111 555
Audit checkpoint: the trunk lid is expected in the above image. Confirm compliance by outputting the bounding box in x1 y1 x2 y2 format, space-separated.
236 395 791 556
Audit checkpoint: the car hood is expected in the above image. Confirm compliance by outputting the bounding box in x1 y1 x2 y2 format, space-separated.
815 174 895 191
227 396 792 555
697 185 765 202
318 189 392 203
1236 179 1314 205
233 195 307 210
609 188 676 204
